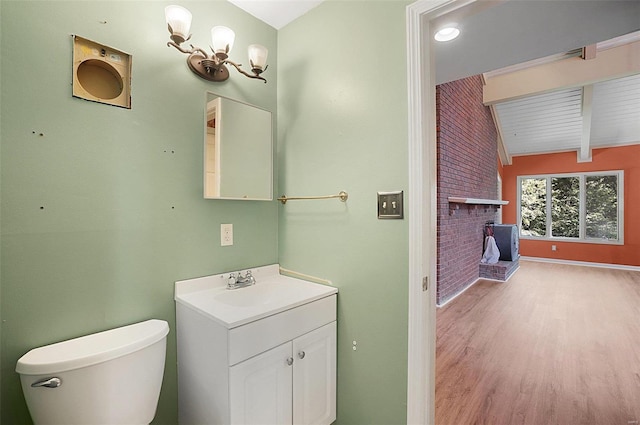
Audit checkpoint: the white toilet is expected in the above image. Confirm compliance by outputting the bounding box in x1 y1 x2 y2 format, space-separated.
16 319 169 425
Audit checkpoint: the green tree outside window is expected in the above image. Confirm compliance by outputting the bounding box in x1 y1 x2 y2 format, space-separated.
518 172 621 242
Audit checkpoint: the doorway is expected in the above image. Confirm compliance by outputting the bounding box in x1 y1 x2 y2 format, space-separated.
406 1 481 422
406 1 640 422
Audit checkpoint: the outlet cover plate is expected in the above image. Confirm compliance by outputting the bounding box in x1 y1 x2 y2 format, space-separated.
377 191 404 219
221 223 233 246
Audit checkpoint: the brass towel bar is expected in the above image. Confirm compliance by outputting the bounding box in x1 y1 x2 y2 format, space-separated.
277 191 348 205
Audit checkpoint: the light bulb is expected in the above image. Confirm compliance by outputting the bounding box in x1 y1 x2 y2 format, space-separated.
434 26 460 42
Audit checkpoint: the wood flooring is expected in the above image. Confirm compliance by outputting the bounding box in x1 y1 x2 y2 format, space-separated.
436 260 640 425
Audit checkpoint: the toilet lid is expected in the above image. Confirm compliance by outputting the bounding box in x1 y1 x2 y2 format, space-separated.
16 319 169 375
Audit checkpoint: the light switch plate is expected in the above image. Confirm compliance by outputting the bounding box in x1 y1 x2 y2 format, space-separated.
377 191 404 219
221 223 233 246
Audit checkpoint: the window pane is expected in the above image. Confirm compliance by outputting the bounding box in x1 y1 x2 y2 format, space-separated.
521 178 547 236
586 175 618 240
551 177 580 238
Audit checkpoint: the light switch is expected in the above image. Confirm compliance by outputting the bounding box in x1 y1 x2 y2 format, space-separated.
377 191 404 219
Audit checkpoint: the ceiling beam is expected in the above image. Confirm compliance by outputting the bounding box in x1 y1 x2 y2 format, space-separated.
483 40 640 105
497 133 511 166
577 85 593 163
488 104 512 165
582 44 597 60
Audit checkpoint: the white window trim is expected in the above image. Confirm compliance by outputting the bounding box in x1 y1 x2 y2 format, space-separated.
517 170 624 245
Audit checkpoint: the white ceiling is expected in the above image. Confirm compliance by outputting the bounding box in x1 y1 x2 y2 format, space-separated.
591 75 640 147
227 0 323 29
432 0 640 85
495 88 585 156
495 74 640 157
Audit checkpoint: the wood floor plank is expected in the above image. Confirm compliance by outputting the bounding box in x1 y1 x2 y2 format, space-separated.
436 260 640 425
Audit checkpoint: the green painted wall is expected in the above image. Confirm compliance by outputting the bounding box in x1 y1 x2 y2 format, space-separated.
277 1 411 423
0 1 277 423
2 0 414 424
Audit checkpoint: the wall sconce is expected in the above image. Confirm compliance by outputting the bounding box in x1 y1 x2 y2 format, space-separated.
165 5 268 83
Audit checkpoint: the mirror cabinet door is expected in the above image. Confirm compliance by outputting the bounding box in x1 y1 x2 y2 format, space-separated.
204 93 273 200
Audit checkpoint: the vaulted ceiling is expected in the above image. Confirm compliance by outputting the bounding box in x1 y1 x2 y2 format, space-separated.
484 32 640 164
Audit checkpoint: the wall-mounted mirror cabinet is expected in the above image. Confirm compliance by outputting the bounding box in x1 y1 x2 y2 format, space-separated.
204 92 273 200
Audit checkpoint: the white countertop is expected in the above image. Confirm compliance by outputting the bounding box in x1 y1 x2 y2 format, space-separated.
175 264 338 329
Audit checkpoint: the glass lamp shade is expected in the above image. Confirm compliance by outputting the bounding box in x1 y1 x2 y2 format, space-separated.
165 5 192 42
248 44 268 71
211 26 235 55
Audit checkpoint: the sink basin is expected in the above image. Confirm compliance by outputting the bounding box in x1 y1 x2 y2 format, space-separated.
175 264 338 328
214 287 276 307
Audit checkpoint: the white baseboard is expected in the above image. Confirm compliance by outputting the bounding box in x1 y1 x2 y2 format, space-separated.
437 263 521 308
520 256 640 272
438 258 639 308
437 278 480 308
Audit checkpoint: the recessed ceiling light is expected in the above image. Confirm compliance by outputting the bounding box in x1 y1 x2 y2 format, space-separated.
434 26 460 42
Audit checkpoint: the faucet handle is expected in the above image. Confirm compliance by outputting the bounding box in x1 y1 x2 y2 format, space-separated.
246 270 256 284
228 273 237 286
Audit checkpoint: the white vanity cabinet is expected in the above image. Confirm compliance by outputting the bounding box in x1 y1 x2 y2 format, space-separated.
175 265 337 425
230 322 336 425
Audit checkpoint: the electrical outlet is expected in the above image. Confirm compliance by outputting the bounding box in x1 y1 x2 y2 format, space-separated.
551 245 557 251
221 224 233 246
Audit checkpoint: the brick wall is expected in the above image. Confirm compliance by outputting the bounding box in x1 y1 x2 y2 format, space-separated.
436 75 499 305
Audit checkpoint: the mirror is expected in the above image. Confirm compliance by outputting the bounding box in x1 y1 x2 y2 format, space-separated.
204 92 273 200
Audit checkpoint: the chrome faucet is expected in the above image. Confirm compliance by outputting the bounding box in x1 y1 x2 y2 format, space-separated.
227 270 256 290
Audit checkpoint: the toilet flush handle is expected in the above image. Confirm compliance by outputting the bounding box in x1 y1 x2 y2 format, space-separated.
31 377 62 388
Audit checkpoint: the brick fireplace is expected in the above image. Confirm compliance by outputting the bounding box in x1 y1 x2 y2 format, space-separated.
436 75 501 305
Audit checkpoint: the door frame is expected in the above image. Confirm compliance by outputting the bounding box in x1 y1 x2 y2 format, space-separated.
405 1 479 423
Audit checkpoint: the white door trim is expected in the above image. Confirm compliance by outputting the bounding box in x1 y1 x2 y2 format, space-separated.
405 1 479 423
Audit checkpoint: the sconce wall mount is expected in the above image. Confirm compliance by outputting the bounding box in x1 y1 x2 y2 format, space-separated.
165 5 268 83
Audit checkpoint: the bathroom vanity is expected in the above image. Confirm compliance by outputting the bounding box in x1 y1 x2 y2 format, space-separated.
175 264 337 425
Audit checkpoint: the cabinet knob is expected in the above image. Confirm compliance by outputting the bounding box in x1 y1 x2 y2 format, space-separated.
286 357 294 366
298 351 306 359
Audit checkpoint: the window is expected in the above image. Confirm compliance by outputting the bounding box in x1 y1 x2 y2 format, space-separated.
518 171 623 243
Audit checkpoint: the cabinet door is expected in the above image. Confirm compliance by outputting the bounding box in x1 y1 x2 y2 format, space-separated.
293 322 337 425
230 342 293 425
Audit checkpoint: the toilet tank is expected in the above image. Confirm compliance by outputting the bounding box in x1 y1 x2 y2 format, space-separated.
16 319 169 425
